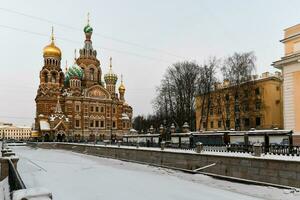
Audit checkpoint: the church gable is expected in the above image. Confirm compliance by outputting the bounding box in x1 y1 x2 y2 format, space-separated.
86 85 111 99
53 120 68 131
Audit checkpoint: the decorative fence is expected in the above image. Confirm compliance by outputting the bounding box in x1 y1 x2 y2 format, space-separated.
189 144 300 156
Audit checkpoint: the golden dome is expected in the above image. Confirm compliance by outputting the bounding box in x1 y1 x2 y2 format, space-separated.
43 27 61 58
119 83 125 91
43 42 61 58
118 74 125 92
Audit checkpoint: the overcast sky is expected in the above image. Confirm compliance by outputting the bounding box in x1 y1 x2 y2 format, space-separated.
1 0 300 126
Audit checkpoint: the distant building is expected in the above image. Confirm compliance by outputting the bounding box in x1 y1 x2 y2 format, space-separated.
195 72 283 131
273 24 300 144
0 122 13 126
35 17 132 142
0 124 31 140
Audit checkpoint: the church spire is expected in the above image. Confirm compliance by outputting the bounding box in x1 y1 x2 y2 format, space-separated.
74 49 77 62
119 74 126 101
104 57 118 95
87 12 90 25
83 13 93 41
51 26 54 43
65 60 68 72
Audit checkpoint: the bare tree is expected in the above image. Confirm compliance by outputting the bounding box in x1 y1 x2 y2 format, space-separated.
221 52 256 130
153 61 200 131
197 57 219 130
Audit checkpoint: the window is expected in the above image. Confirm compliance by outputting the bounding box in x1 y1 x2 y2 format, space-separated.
226 105 230 113
210 121 214 128
44 72 48 83
96 106 99 112
234 94 239 100
244 90 249 98
75 120 80 127
218 120 222 128
217 107 222 115
101 107 104 113
235 119 240 129
209 108 213 116
226 120 230 128
51 73 56 83
90 68 95 81
256 117 261 127
255 87 260 95
112 121 116 128
244 104 249 112
95 120 99 128
225 94 230 101
255 102 261 110
113 107 116 114
90 106 94 112
123 122 125 128
100 121 104 128
203 122 207 129
90 121 94 127
75 105 80 112
244 118 250 127
234 104 239 112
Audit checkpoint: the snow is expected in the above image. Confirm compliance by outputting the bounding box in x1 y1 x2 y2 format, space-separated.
57 142 300 162
0 177 10 200
13 188 52 200
11 146 300 200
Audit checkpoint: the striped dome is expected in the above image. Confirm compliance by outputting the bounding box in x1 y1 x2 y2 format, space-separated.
65 63 84 85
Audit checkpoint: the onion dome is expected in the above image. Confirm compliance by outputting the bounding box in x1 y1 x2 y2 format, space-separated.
65 62 84 85
43 27 61 58
118 75 125 93
84 24 93 34
104 57 118 84
83 13 93 41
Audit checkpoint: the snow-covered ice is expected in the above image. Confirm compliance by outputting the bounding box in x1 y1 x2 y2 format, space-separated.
11 146 300 200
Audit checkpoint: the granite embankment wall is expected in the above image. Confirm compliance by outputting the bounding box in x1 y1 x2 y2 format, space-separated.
30 143 300 188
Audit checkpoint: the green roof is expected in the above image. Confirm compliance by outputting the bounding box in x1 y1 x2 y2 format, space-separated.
65 64 84 86
84 24 93 33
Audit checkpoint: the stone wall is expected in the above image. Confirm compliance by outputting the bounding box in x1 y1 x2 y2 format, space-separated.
31 143 300 188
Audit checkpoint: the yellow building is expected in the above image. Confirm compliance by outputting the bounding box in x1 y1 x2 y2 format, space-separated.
0 124 32 140
273 24 300 144
195 72 283 131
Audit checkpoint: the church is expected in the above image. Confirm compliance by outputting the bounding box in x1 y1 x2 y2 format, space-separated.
34 18 133 142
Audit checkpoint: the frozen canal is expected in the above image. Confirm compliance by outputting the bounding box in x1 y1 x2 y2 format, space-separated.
11 146 299 200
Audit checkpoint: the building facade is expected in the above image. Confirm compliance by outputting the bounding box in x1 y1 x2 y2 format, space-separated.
273 24 300 144
0 124 31 140
195 72 283 131
35 20 133 142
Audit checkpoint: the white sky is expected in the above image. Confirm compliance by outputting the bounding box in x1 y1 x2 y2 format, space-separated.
1 0 300 125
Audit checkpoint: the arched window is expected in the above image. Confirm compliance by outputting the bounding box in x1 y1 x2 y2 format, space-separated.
90 68 95 81
51 72 56 83
43 72 48 83
59 73 64 85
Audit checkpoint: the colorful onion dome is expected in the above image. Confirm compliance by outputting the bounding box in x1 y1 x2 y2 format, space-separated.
104 57 118 83
43 27 61 58
65 63 84 85
84 24 93 34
